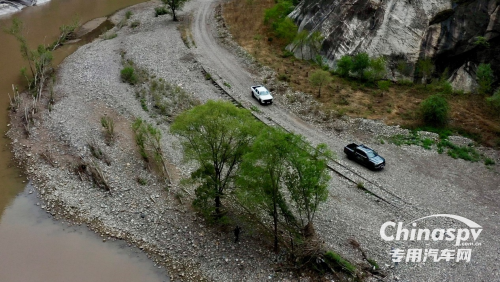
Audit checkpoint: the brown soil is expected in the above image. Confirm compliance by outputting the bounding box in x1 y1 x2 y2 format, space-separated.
222 0 500 147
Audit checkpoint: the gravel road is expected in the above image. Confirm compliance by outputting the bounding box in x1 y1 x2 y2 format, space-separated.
7 0 500 281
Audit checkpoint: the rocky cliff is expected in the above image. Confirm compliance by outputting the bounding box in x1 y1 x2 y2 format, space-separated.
290 0 500 91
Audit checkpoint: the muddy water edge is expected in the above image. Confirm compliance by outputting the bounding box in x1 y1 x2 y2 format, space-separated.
0 0 169 281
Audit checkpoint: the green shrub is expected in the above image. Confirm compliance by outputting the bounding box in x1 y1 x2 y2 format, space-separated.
274 17 297 43
352 52 370 78
487 88 500 110
420 95 449 126
278 73 290 82
125 11 133 19
155 6 168 17
130 20 140 28
121 66 137 85
398 79 414 86
336 55 353 77
281 50 294 58
366 56 386 81
485 158 495 165
476 63 494 94
378 80 391 91
324 251 356 274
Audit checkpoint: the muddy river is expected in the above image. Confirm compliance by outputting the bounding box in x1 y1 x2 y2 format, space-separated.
0 1 169 281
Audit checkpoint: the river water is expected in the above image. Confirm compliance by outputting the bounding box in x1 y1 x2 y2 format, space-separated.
0 1 169 281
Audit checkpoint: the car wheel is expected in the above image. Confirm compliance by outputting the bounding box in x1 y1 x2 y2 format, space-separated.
259 99 264 105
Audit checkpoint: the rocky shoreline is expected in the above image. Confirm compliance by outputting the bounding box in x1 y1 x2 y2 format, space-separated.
6 0 500 281
6 1 298 281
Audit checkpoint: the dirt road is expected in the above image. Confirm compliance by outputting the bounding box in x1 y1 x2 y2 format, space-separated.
189 0 500 280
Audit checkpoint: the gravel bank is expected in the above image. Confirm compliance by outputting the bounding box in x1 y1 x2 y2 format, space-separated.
7 0 500 281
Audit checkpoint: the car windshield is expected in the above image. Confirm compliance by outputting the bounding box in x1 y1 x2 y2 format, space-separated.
259 90 269 95
366 151 376 158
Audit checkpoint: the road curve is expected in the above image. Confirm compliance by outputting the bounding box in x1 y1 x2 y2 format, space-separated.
187 1 500 280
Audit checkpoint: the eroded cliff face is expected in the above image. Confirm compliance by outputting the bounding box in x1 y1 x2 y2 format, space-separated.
290 0 500 90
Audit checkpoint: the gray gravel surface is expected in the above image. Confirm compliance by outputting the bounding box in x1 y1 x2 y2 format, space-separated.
7 0 500 281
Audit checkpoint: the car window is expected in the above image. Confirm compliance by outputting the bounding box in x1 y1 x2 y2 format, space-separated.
366 151 375 158
355 149 366 157
260 90 269 95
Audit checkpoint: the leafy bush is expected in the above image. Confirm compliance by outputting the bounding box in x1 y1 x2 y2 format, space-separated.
281 50 294 58
397 59 413 77
130 20 140 28
378 80 391 91
485 158 495 165
121 66 137 85
476 63 494 94
278 73 291 82
365 56 386 81
486 88 500 110
264 0 297 44
352 52 370 78
155 6 168 17
420 95 449 126
125 11 133 19
274 17 297 43
264 0 294 25
336 55 353 77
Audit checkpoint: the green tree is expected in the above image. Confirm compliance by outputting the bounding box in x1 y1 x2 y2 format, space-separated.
284 142 331 238
171 100 261 218
364 56 386 82
264 0 294 26
476 63 494 95
420 95 449 126
336 55 353 77
352 52 370 78
397 59 412 77
416 58 435 86
161 0 190 21
4 19 34 78
308 31 324 59
292 30 308 59
309 69 332 97
377 80 391 92
238 129 332 252
274 17 298 44
237 128 294 253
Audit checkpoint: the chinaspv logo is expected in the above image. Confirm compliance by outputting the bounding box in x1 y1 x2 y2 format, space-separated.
380 214 482 263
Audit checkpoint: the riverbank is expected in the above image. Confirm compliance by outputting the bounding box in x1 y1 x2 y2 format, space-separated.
7 1 285 281
7 0 500 281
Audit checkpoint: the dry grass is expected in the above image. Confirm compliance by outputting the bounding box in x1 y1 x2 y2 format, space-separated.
178 14 195 48
222 0 500 147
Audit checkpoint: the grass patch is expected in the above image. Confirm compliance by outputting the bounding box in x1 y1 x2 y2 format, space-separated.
125 11 133 19
130 20 140 28
102 32 117 40
367 258 379 270
121 66 138 85
137 177 148 185
250 105 261 113
485 158 495 165
178 14 195 48
100 116 115 145
324 251 356 274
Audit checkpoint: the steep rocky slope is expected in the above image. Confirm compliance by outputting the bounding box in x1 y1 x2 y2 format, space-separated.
290 0 500 90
